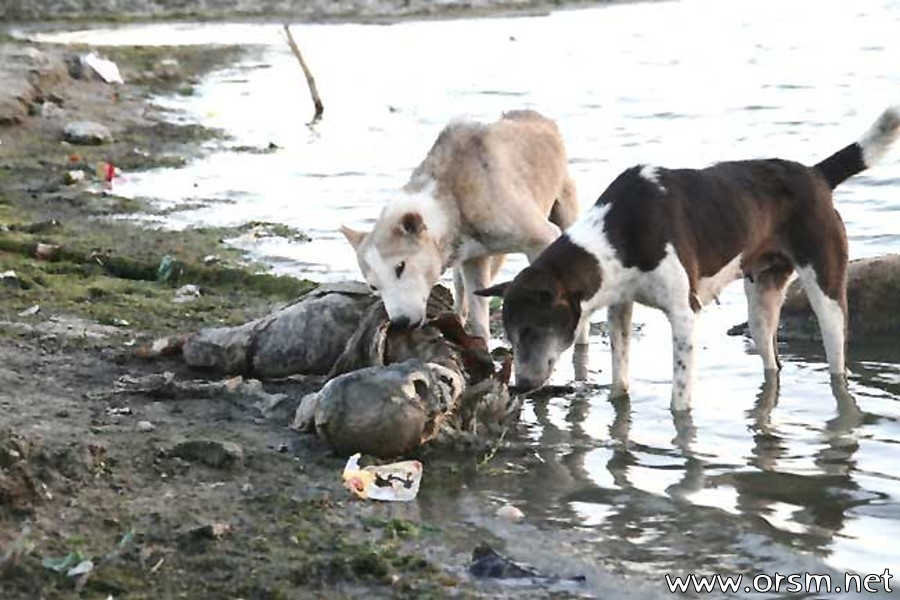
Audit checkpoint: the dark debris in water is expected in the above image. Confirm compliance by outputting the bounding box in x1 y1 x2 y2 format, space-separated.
468 543 586 585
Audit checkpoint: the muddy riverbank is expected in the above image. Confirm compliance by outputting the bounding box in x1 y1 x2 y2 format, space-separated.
0 34 568 599
2 0 632 25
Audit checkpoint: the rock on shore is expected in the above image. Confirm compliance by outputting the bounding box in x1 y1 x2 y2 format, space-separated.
729 254 900 342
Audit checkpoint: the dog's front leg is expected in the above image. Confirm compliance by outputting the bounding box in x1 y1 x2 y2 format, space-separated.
608 301 633 397
668 308 696 412
462 256 493 341
452 267 469 323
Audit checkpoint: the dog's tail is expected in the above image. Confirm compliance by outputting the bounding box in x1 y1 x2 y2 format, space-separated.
815 106 900 189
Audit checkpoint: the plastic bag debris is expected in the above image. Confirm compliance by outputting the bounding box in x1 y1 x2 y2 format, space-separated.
66 559 94 577
81 52 123 84
342 453 422 502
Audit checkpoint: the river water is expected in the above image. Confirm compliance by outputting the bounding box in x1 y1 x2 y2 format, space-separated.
36 0 900 596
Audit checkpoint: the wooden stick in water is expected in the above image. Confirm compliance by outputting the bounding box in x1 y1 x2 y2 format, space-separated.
283 24 324 124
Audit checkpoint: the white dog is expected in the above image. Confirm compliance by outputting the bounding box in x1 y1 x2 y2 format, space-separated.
341 110 580 340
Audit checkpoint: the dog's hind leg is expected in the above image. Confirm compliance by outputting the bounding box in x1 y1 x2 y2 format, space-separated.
462 256 494 341
608 301 634 397
796 264 848 379
743 268 792 373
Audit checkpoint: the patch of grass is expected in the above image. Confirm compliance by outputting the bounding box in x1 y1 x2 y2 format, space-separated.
0 224 315 338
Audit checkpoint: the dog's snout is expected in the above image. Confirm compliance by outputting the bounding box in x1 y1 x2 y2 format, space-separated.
390 315 424 330
390 315 412 329
513 376 542 393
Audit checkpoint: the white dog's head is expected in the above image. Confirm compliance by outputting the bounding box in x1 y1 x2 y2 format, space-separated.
341 207 443 329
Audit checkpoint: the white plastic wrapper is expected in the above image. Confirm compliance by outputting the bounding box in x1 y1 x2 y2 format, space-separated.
341 453 422 502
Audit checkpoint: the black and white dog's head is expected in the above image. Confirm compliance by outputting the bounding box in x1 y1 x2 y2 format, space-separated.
477 265 584 391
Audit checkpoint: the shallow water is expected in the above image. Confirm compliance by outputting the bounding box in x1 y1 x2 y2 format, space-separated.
36 0 900 596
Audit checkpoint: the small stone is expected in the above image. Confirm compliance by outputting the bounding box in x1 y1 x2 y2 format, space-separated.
63 121 112 145
35 243 60 260
170 440 244 469
153 57 181 80
136 420 155 432
173 284 201 304
182 522 231 542
40 101 65 119
495 504 525 522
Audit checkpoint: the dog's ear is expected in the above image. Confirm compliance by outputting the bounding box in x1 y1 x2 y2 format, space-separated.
340 225 368 250
399 212 426 236
475 282 510 298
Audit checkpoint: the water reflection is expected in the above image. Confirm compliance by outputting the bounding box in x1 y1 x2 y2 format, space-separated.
486 373 884 578
720 374 864 553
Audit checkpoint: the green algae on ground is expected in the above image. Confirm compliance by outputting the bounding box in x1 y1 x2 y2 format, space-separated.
0 228 315 337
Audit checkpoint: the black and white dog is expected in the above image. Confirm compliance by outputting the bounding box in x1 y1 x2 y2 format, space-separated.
478 107 900 411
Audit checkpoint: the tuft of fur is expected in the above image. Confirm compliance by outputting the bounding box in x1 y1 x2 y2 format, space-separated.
859 105 900 167
815 105 900 189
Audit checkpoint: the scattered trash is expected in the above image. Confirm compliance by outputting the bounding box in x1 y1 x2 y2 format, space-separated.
66 559 94 577
156 255 175 284
202 254 221 266
81 52 124 84
149 558 165 574
495 504 525 522
18 305 40 317
96 161 117 183
173 284 201 303
136 420 155 433
1 270 21 288
42 551 83 574
64 169 85 184
341 453 422 502
63 121 113 145
110 318 130 327
468 543 586 584
106 406 133 416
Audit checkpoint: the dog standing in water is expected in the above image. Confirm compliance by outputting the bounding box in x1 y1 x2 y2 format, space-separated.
478 107 900 410
342 110 581 341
